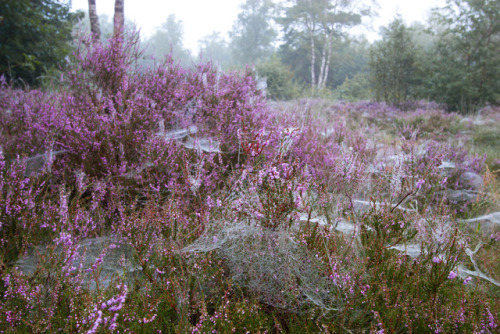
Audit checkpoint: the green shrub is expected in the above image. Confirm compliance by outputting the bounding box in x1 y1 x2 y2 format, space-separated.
256 54 302 100
333 72 372 101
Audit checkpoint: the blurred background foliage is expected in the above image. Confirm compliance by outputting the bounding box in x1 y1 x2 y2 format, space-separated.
0 0 83 86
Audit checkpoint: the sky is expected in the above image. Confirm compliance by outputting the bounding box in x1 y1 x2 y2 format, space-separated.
71 0 447 53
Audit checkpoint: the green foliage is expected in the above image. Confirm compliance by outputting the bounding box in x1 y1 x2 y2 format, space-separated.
370 17 419 109
277 30 310 86
278 34 371 93
472 126 500 171
473 128 500 150
367 0 500 113
278 0 370 91
393 111 464 141
424 0 500 113
230 0 277 65
333 72 372 101
0 0 81 86
256 54 302 100
329 37 371 87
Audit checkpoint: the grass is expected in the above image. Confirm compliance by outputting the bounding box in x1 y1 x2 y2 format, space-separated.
472 128 500 173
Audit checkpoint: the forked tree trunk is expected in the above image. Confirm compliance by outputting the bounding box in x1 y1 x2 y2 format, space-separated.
113 0 124 38
318 30 333 90
317 34 327 89
88 0 101 41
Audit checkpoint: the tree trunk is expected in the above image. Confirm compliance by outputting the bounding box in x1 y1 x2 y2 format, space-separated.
317 33 327 89
320 32 333 90
113 0 124 38
306 0 316 91
88 0 101 41
309 27 316 91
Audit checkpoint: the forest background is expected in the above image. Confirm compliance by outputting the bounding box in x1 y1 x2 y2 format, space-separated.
1 0 499 113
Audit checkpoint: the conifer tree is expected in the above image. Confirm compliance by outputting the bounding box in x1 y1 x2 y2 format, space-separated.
370 18 417 109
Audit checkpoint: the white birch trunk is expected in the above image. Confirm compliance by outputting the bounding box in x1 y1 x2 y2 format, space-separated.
317 33 328 89
309 27 316 90
321 39 332 89
319 31 333 89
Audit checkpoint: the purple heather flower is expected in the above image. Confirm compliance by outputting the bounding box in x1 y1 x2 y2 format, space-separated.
463 276 472 285
448 271 458 279
416 179 425 190
487 307 497 329
440 177 448 186
432 257 441 263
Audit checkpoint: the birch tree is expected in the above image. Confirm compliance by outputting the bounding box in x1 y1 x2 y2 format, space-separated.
88 0 124 40
280 0 372 91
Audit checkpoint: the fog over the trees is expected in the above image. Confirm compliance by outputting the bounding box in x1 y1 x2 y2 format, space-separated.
71 0 446 53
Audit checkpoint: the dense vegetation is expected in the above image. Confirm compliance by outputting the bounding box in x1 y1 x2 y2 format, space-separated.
1 32 499 332
0 0 499 332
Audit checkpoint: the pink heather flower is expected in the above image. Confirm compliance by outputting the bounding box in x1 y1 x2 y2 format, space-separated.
416 179 425 190
3 274 10 287
440 177 448 186
206 196 214 208
487 308 497 329
254 211 264 220
88 310 103 334
463 276 472 285
432 257 441 263
448 271 458 279
491 232 500 242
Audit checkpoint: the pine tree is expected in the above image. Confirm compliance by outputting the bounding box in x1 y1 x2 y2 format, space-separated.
370 18 417 109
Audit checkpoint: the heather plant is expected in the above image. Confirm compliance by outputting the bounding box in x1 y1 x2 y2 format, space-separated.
2 232 111 332
394 109 464 140
0 154 57 265
1 32 499 333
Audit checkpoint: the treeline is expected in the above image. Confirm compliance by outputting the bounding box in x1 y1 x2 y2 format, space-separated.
1 0 499 113
370 3 500 113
